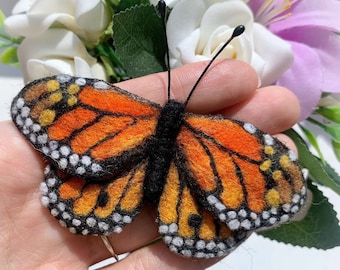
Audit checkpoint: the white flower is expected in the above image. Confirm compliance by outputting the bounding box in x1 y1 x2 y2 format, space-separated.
18 29 106 83
166 0 293 86
5 0 111 43
4 0 109 82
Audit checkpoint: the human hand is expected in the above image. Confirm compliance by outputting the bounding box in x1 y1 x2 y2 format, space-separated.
0 60 300 269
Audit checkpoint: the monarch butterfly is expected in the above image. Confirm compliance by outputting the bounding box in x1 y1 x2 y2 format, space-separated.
11 18 306 259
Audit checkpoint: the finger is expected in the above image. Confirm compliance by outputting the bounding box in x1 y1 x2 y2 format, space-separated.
117 61 299 135
117 59 259 113
109 241 219 270
217 85 301 134
101 204 160 255
273 133 299 156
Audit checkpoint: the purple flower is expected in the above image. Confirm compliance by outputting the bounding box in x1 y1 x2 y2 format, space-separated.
249 0 340 120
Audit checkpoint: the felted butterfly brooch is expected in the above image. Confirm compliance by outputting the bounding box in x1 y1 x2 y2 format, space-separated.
11 4 306 259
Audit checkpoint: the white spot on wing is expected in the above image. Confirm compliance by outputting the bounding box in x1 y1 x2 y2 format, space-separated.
75 78 86 86
57 74 72 83
94 81 110 90
243 123 256 134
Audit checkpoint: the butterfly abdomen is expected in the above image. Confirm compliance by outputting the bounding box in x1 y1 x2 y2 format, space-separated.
144 100 185 202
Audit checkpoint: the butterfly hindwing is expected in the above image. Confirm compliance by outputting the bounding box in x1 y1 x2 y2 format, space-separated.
41 161 147 235
176 114 306 231
158 161 250 258
11 75 160 179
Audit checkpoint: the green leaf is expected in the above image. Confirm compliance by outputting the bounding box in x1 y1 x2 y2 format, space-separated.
259 181 340 249
112 4 166 79
316 106 340 124
309 157 340 195
323 124 340 142
0 46 18 64
0 41 9 49
329 126 340 142
115 0 150 12
0 9 5 29
307 117 340 142
322 158 340 187
299 124 324 162
90 40 129 82
332 140 340 162
285 128 340 195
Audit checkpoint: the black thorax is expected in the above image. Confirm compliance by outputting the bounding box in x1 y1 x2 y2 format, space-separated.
144 100 185 202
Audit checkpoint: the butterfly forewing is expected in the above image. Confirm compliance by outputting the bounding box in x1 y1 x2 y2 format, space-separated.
11 75 161 179
177 114 306 231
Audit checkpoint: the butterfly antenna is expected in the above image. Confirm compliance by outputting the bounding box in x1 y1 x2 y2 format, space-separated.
183 25 245 107
157 0 171 101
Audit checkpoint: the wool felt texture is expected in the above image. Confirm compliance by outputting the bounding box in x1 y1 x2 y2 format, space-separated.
11 74 307 259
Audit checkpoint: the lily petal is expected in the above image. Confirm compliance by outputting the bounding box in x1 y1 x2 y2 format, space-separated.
5 13 75 38
5 0 110 42
167 0 206 59
198 1 254 52
74 56 106 80
270 0 340 33
75 0 110 41
247 0 264 12
26 59 76 81
279 27 340 93
17 29 98 82
276 41 323 120
175 29 202 65
252 23 293 86
4 15 30 38
12 0 37 14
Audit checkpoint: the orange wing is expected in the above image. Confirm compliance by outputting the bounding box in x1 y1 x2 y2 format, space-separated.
41 161 146 235
175 113 306 231
11 75 160 179
158 161 251 258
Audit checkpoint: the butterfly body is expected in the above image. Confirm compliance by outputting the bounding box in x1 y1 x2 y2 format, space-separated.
144 100 185 202
11 74 306 258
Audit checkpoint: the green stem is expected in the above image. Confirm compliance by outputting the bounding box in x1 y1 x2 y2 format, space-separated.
299 123 325 163
0 33 23 44
0 33 12 41
307 117 326 129
90 40 129 82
